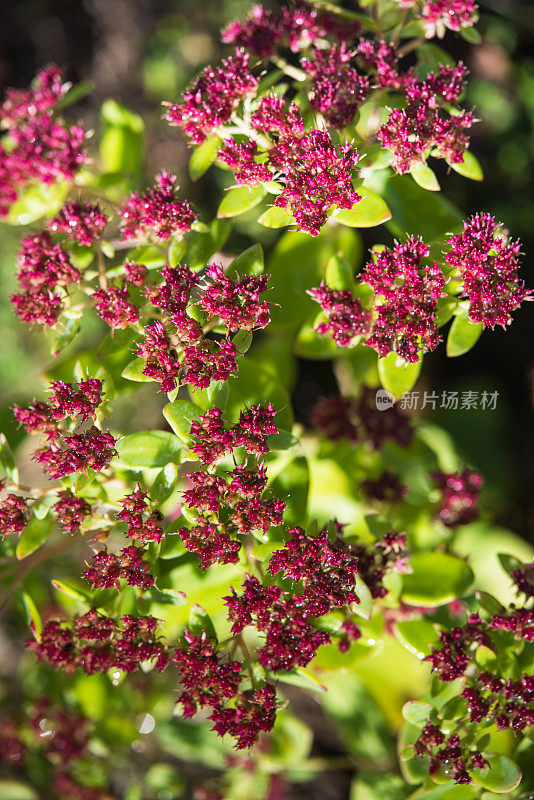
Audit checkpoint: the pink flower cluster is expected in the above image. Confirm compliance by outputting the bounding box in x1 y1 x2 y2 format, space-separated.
163 51 257 144
357 39 403 90
47 200 107 245
312 387 414 450
31 610 169 674
221 1 360 59
224 525 361 672
0 490 28 538
199 264 270 332
11 232 80 327
352 532 410 598
445 213 530 328
432 468 483 526
362 235 446 362
54 490 90 532
0 65 87 217
419 608 534 783
83 545 155 591
308 283 372 346
134 262 270 391
117 486 164 543
173 630 277 749
119 171 197 240
237 97 360 235
377 64 474 173
416 0 478 38
14 378 117 480
0 698 110 800
301 44 370 128
415 723 488 785
93 284 140 330
179 406 281 568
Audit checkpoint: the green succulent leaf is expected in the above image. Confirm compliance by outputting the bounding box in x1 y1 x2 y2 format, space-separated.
401 551 474 606
217 185 266 218
447 313 483 357
333 187 392 227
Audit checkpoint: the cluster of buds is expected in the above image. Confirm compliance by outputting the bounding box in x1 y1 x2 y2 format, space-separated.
232 97 361 235
163 50 258 144
189 405 277 465
426 611 534 685
54 490 91 532
362 236 446 362
221 1 361 59
173 630 277 749
117 486 164 542
357 38 403 90
47 200 108 245
352 532 411 598
312 386 414 450
119 171 197 241
308 283 372 346
396 0 478 38
377 64 474 173
431 468 484 526
416 603 534 785
0 488 28 538
31 610 169 674
445 214 530 328
414 723 488 785
301 43 370 128
179 407 282 568
0 698 111 800
224 525 360 673
11 231 80 327
14 378 117 480
83 545 155 591
134 262 270 391
0 65 86 217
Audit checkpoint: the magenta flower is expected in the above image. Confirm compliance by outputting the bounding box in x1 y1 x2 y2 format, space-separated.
135 322 180 392
93 285 140 330
54 491 90 533
0 492 28 538
181 338 238 390
362 235 446 362
47 201 107 245
432 468 484 527
119 172 197 241
218 139 273 186
308 283 372 347
33 429 118 479
200 264 270 332
163 50 257 144
445 213 530 328
420 0 478 38
357 39 404 90
301 44 370 128
30 611 168 674
83 546 155 591
145 265 198 315
117 487 164 543
377 64 473 173
0 66 87 217
173 630 242 718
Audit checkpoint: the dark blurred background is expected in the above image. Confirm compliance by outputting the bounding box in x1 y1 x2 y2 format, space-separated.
0 0 532 541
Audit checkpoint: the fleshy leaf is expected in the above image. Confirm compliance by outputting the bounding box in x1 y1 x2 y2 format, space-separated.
333 187 391 227
217 185 266 218
401 551 474 606
378 352 421 399
446 313 483 357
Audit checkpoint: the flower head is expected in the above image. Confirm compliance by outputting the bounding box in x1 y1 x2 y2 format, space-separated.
445 214 530 328
120 172 197 240
308 283 372 346
47 201 107 245
302 44 369 128
164 51 257 144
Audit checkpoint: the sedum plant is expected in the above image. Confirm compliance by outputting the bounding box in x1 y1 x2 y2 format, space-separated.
0 1 532 799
